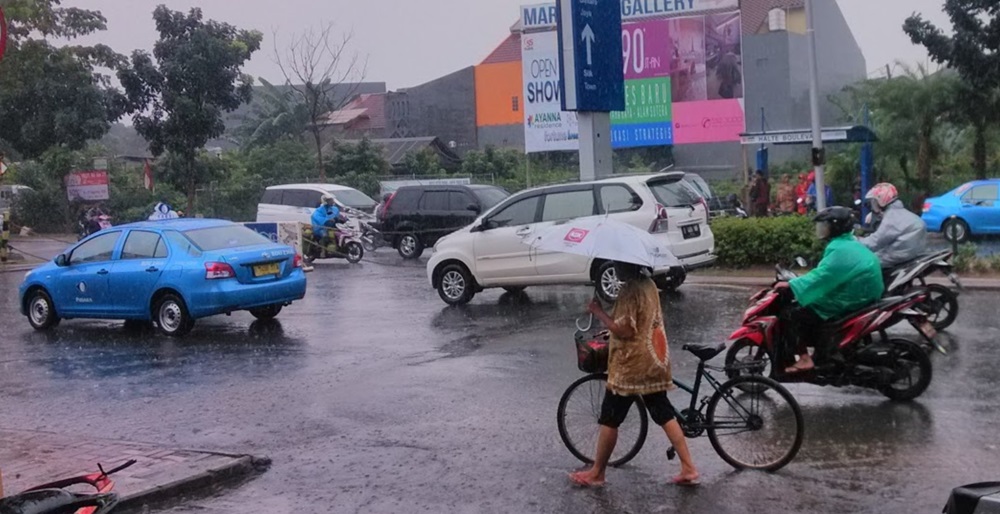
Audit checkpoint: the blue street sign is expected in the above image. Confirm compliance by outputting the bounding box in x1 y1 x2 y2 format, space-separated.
556 0 625 112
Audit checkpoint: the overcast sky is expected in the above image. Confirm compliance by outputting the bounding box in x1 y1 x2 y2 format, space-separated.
67 0 951 89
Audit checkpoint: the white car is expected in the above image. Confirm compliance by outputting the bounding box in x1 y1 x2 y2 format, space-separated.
255 183 378 224
427 172 716 305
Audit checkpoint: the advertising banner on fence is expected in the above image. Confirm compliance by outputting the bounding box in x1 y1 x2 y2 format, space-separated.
522 30 579 152
521 3 744 152
65 170 110 201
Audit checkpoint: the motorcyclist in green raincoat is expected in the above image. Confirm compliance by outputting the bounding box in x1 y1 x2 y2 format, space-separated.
777 206 884 373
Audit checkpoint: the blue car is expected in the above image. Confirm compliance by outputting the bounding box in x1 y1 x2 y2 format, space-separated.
19 219 307 337
922 179 1000 243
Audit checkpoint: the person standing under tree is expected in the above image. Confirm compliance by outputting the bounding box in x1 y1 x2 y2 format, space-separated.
569 262 700 488
776 174 796 213
749 170 771 216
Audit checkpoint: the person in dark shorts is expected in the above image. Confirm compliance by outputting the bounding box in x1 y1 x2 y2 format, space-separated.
569 261 700 488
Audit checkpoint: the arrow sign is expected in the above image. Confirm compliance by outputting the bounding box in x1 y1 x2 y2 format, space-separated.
581 24 595 66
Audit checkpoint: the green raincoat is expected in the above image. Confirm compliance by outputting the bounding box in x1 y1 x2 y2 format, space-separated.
789 233 884 320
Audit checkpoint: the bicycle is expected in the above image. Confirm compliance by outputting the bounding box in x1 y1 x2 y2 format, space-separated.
557 341 804 472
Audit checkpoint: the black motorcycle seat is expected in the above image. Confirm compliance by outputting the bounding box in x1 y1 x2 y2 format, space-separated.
683 343 726 361
0 489 90 514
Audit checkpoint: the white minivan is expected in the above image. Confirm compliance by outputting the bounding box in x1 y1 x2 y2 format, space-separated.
427 172 716 305
255 183 378 224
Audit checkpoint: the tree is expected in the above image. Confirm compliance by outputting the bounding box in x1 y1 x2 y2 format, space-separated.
235 78 310 149
275 23 367 180
403 148 446 176
905 2 1000 179
118 6 262 213
328 138 391 177
0 0 126 159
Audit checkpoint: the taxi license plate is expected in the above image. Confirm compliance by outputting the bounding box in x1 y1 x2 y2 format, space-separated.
253 263 280 277
681 224 701 239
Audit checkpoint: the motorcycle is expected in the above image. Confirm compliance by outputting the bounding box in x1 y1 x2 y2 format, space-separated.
883 250 962 331
723 261 936 401
302 215 364 264
0 460 136 514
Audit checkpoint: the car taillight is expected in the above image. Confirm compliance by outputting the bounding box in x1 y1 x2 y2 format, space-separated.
650 203 669 233
381 192 396 220
293 254 302 268
205 262 235 280
697 196 708 215
922 202 931 213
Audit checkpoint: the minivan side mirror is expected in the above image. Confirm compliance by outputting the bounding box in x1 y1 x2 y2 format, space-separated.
466 203 481 213
472 219 494 233
55 254 69 267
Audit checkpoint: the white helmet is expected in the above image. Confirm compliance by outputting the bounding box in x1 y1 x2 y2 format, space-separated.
321 193 336 206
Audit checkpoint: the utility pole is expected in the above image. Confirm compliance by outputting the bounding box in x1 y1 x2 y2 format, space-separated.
805 0 827 210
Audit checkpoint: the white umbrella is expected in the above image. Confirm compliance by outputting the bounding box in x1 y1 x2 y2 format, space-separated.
523 216 681 269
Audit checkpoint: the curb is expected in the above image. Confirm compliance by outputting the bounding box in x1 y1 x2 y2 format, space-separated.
118 454 270 512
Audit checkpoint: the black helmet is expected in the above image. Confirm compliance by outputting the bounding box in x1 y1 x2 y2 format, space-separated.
813 206 854 237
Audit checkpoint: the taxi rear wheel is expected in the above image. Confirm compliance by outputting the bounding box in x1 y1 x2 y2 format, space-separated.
26 289 60 330
154 293 195 337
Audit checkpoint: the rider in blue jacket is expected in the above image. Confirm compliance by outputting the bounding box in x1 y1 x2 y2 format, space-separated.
311 194 341 239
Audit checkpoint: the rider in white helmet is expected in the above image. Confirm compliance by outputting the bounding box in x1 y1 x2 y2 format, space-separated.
860 183 927 268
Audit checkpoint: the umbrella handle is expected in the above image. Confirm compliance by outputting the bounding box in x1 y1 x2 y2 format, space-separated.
576 313 594 333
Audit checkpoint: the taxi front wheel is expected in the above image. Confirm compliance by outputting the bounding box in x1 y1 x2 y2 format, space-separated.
26 289 60 330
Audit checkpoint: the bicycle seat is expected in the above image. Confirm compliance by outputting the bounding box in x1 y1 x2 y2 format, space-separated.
683 343 726 361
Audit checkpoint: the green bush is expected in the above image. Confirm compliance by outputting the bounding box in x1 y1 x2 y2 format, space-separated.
711 215 823 269
953 243 978 273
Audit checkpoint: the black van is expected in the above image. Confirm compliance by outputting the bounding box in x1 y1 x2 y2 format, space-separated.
381 185 509 259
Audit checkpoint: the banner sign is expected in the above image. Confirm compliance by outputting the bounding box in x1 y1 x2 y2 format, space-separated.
244 222 303 254
522 0 740 30
65 170 110 201
522 3 745 151
740 130 850 146
523 30 580 152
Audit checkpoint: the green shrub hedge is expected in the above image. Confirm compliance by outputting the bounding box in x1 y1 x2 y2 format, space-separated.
711 215 824 269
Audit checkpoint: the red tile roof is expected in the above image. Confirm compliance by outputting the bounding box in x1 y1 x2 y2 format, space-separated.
330 93 386 131
481 33 522 65
742 0 805 35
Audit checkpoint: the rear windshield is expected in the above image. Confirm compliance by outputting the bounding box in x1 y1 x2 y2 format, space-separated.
684 175 713 199
648 179 702 208
472 187 510 209
182 225 272 251
334 189 377 209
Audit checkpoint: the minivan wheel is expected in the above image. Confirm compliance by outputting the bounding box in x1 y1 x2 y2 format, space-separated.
596 262 623 303
438 264 475 305
398 233 424 260
654 269 687 292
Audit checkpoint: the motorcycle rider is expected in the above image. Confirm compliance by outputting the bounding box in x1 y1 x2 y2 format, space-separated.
859 183 927 268
311 193 342 242
777 207 884 373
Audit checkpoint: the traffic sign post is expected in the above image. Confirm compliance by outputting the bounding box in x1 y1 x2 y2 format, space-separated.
556 0 624 181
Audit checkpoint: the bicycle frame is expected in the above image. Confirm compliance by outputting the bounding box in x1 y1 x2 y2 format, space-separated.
669 359 759 434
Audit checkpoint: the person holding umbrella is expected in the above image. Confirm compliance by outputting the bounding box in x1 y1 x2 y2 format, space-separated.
568 261 699 488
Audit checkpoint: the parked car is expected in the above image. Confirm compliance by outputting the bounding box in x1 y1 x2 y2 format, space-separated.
19 219 307 337
922 179 1000 243
380 184 510 259
256 183 378 224
0 184 34 214
427 172 716 305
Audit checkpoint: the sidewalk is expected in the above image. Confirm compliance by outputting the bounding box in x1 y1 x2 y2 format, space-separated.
0 429 266 510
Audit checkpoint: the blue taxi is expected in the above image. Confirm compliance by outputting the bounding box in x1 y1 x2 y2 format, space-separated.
19 219 307 337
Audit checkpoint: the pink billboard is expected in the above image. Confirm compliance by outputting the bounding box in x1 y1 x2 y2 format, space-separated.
672 99 745 144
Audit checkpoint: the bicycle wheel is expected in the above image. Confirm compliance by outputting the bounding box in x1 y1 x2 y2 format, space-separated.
706 375 803 472
557 374 648 468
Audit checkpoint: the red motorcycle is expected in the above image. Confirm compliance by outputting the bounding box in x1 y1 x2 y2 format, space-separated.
724 264 935 402
0 460 135 514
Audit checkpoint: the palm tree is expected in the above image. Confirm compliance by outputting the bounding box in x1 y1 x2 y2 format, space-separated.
235 78 310 149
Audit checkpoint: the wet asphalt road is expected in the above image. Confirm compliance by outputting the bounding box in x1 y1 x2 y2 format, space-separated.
2 252 999 514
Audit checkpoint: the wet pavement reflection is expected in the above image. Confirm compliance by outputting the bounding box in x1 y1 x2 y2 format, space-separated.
1 254 999 513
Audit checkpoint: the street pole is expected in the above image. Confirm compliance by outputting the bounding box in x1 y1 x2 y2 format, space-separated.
805 0 827 210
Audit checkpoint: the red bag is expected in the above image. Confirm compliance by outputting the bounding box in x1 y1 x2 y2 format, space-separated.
575 331 610 373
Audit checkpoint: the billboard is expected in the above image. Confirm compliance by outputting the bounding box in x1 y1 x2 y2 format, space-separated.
65 170 110 201
521 3 744 152
522 30 579 152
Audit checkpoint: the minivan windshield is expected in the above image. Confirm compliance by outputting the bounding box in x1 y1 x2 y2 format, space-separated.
471 187 510 210
333 189 377 210
648 178 702 208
